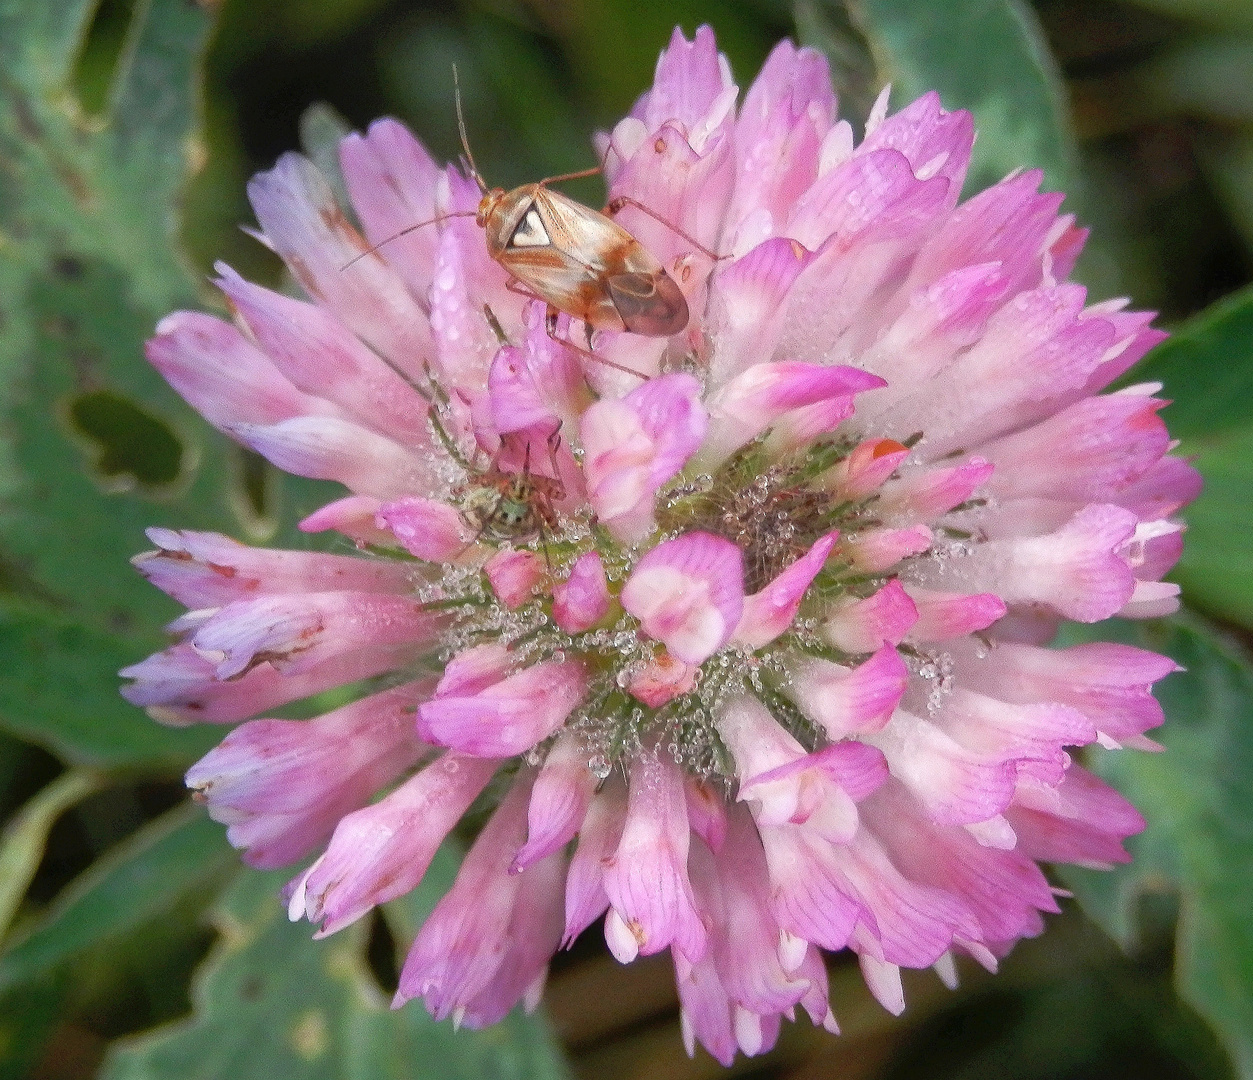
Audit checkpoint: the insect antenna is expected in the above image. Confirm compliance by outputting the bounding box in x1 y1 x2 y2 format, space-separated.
339 210 478 271
452 65 487 195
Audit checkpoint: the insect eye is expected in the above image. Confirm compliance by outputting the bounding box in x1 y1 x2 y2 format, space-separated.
509 207 550 249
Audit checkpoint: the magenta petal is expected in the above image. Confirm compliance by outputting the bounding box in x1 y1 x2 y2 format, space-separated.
552 552 611 633
377 497 474 561
417 660 588 756
135 529 415 609
581 373 707 543
621 532 744 664
733 532 838 649
603 751 707 963
295 752 498 936
484 549 546 609
146 312 336 432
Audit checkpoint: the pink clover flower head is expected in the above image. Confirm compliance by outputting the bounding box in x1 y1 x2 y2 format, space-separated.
123 25 1191 1064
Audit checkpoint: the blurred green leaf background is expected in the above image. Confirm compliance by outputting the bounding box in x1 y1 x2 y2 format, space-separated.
3 0 1253 1078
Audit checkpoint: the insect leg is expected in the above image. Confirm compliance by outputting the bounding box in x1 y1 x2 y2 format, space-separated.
543 314 651 381
604 196 727 262
482 304 511 346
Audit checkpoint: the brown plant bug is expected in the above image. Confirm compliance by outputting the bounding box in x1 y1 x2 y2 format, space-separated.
345 69 724 378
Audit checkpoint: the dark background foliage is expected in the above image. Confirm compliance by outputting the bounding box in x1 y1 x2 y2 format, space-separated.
2 0 1253 1078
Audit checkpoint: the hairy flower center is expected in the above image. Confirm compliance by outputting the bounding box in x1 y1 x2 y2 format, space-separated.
422 432 913 781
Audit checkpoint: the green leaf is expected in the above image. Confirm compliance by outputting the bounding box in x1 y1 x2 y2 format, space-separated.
101 843 571 1080
1172 431 1253 627
1059 615 1253 1080
0 0 340 765
821 0 1078 195
0 804 234 994
0 769 103 942
1134 283 1253 443
1126 285 1253 626
0 601 219 769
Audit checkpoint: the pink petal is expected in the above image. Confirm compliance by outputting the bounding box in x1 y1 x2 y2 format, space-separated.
229 416 439 500
564 779 627 946
293 752 499 936
416 660 588 756
823 580 919 654
513 733 597 872
627 652 699 708
976 504 1140 622
377 497 475 561
702 363 884 465
785 647 910 738
603 751 707 963
299 495 391 546
186 591 443 680
552 552 610 633
121 641 417 725
621 532 744 664
134 529 416 609
147 311 336 431
246 153 433 378
842 525 932 573
215 264 430 446
580 374 707 543
484 549 546 609
185 680 431 868
394 770 536 1018
733 533 837 650
904 588 1007 642
338 117 443 298
821 439 910 500
980 395 1169 502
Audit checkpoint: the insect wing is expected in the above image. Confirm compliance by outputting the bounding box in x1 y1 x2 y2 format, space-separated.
606 270 689 336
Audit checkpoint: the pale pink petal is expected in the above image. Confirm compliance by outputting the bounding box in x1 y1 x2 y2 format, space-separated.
186 591 443 680
294 752 499 936
552 552 611 633
484 549 546 609
823 580 920 654
377 497 475 561
733 533 838 650
417 660 588 757
701 363 884 465
621 531 744 664
581 374 707 543
903 587 1007 642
